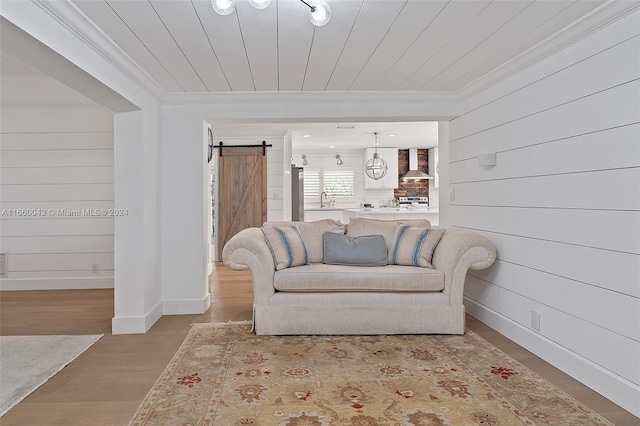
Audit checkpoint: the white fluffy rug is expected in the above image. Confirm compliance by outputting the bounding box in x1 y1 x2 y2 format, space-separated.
0 334 102 416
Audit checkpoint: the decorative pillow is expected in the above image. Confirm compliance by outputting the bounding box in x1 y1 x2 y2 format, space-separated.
347 218 431 251
263 219 345 263
261 225 309 270
388 225 445 268
323 232 387 267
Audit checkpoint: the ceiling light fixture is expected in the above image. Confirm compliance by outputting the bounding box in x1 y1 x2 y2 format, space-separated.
249 0 271 9
365 133 388 181
303 0 331 26
335 154 343 165
301 154 308 166
211 0 235 15
211 0 331 26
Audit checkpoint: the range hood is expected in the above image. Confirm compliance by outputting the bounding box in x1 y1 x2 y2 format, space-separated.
402 149 432 180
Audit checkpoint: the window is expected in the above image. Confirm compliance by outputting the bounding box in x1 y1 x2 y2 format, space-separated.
323 170 354 197
304 169 354 199
303 170 320 198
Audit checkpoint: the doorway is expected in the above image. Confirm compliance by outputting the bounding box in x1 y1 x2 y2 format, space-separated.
216 146 267 260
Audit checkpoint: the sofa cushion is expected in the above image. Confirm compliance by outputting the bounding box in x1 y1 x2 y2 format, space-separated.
323 232 387 267
273 264 444 292
261 225 308 270
346 217 431 251
264 219 345 263
389 226 445 268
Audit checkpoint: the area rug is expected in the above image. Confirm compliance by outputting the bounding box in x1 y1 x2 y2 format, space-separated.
0 334 102 416
130 322 612 425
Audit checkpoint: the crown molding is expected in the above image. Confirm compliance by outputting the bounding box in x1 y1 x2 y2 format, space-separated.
162 90 462 106
457 0 640 99
32 0 165 102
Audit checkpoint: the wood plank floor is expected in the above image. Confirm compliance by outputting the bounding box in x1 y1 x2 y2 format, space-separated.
1 263 637 425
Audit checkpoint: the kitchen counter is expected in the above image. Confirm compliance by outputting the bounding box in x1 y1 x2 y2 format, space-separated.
343 207 438 214
343 207 439 225
304 208 344 222
304 207 439 225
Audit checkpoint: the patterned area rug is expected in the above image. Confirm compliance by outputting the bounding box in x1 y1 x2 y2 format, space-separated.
130 322 612 425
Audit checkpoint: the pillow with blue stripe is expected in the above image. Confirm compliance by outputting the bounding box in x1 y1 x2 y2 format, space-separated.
388 225 445 268
261 225 309 270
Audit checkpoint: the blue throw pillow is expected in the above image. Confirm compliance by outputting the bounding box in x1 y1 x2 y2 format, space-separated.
323 232 387 267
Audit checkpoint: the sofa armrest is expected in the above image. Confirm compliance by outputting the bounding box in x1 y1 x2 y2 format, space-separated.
431 227 497 303
221 227 276 305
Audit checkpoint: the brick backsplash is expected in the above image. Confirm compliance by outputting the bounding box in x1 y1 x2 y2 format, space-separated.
394 149 430 198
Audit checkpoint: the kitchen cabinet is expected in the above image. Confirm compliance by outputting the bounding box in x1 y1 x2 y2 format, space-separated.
364 147 398 189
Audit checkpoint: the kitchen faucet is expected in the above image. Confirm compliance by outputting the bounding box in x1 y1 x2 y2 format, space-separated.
320 191 327 208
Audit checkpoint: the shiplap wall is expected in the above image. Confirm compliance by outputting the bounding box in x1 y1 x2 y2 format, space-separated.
0 106 115 290
449 10 640 415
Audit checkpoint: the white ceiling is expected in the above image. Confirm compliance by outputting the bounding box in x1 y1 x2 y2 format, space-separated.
0 0 617 146
213 120 439 149
71 0 606 93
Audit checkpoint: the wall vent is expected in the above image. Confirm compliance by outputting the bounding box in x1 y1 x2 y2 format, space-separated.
0 253 7 276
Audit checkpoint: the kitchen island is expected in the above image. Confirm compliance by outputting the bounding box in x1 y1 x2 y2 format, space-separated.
304 207 439 225
343 207 439 225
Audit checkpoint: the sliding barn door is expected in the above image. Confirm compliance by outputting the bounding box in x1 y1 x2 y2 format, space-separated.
217 146 267 259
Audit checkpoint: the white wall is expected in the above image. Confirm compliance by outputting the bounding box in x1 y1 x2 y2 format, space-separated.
449 10 640 416
0 105 114 290
1 1 163 334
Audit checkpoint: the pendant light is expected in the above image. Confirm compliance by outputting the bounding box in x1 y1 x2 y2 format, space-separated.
365 133 388 181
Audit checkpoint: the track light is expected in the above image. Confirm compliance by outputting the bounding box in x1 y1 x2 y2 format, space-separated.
212 0 331 27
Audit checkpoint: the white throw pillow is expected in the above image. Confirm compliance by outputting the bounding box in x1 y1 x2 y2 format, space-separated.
388 225 445 268
261 225 308 270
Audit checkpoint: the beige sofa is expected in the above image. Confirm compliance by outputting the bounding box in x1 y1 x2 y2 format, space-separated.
222 218 496 335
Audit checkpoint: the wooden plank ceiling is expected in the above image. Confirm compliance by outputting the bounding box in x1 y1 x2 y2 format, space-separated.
71 0 606 93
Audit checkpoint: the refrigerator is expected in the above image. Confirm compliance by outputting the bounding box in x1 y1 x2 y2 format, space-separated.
291 166 304 221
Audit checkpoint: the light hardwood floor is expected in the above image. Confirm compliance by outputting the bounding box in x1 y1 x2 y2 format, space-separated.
1 264 637 425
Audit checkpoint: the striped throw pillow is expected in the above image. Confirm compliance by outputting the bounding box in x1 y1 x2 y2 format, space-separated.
388 225 445 268
261 225 309 270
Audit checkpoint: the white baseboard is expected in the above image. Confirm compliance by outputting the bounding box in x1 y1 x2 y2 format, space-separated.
163 292 211 315
113 294 211 334
111 301 163 335
464 297 640 418
0 277 114 291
